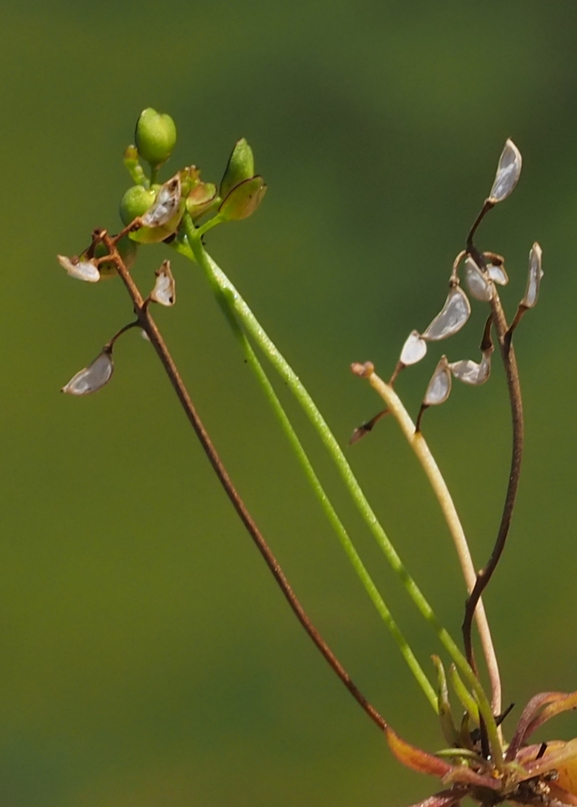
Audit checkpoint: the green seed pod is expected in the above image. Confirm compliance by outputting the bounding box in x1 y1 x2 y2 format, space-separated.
219 176 266 221
95 236 139 279
220 138 255 199
135 108 177 167
186 182 218 219
119 185 156 226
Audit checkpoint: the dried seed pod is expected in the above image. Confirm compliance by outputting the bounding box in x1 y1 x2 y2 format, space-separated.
423 356 452 405
141 175 182 227
464 257 493 302
486 263 509 285
150 260 176 306
520 242 543 309
57 255 100 283
61 350 114 395
422 287 471 341
399 330 427 366
449 350 492 386
488 139 522 203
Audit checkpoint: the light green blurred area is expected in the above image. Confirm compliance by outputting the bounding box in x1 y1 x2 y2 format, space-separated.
1 1 577 805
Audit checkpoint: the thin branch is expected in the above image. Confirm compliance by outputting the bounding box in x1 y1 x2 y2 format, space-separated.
92 228 389 734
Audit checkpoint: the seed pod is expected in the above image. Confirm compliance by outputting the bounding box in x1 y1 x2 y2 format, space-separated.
57 255 100 283
399 330 427 366
141 175 182 228
486 263 509 285
135 108 177 167
464 257 493 302
62 350 114 395
520 242 544 309
449 350 492 386
423 356 452 406
220 138 255 200
488 139 522 203
150 260 176 306
422 287 471 341
219 176 267 221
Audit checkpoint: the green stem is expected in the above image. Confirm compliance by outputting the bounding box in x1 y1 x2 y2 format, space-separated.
181 215 501 763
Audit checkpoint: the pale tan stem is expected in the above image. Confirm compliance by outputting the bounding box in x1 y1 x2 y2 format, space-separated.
366 370 502 717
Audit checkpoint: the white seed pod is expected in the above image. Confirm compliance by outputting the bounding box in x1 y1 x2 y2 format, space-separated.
488 139 522 204
399 330 427 366
62 350 114 395
464 257 493 302
422 286 471 341
424 356 452 406
57 254 100 283
141 329 151 342
449 350 492 386
141 175 182 227
150 260 176 306
521 242 543 309
486 263 509 286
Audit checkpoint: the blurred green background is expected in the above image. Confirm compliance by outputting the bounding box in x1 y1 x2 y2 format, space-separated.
2 1 577 805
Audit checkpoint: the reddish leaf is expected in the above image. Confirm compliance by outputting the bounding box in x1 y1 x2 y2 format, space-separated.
385 727 453 778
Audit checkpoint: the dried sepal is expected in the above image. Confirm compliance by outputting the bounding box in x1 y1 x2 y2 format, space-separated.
57 255 100 283
449 350 492 386
423 356 452 406
464 257 493 302
422 287 471 341
400 330 428 366
61 349 114 395
488 138 522 203
520 242 543 308
150 260 176 306
141 175 182 227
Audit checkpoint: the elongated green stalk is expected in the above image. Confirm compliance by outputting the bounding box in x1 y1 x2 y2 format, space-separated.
181 215 502 765
366 371 501 718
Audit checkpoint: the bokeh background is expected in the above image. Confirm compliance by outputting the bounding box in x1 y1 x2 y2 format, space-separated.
2 1 577 805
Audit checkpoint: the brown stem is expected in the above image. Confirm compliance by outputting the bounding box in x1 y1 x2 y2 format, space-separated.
94 229 388 734
462 248 524 670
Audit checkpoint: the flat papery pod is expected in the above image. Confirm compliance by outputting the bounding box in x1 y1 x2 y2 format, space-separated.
400 330 427 365
186 181 218 218
405 789 469 807
385 727 453 778
506 691 569 760
488 138 522 203
150 260 175 306
449 350 491 386
141 175 182 227
130 201 185 244
424 356 452 406
422 287 471 341
464 257 493 302
486 263 509 285
521 737 577 780
57 255 100 283
62 350 113 395
219 175 266 221
521 242 543 308
525 690 577 740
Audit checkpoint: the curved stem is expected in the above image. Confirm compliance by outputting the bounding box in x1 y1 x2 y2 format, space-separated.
93 228 388 735
364 370 501 717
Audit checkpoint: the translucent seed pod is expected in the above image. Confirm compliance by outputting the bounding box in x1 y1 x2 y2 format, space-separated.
422 287 471 341
141 175 182 227
464 257 493 302
61 350 114 395
57 255 100 283
521 242 544 309
449 350 492 386
399 330 427 366
488 139 522 204
150 260 176 306
423 356 452 406
486 263 509 285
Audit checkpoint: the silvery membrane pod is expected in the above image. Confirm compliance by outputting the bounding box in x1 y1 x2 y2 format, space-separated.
449 350 492 386
486 263 509 285
150 260 176 306
57 255 100 283
464 257 493 302
488 139 522 204
424 356 452 405
399 330 427 365
62 350 114 395
422 286 471 341
141 175 181 227
521 243 544 308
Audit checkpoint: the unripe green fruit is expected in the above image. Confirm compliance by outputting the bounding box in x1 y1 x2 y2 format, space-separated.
220 138 255 199
119 185 156 226
135 108 177 167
